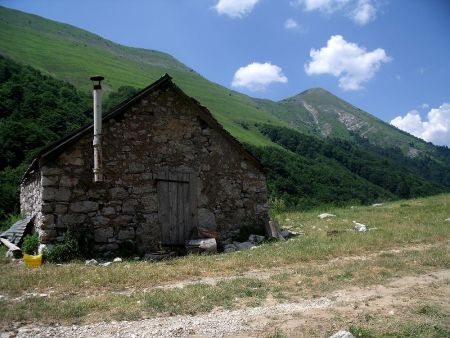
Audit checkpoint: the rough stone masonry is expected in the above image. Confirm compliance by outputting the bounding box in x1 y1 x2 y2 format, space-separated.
20 75 268 254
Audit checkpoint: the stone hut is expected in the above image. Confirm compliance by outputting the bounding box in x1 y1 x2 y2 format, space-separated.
20 74 268 254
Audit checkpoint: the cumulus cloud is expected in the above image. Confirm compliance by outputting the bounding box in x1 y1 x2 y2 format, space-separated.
232 62 288 91
304 35 390 90
284 18 299 30
213 0 260 18
391 103 450 146
292 0 377 25
349 0 376 25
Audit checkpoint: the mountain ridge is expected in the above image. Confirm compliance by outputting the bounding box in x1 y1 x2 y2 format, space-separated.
0 5 437 154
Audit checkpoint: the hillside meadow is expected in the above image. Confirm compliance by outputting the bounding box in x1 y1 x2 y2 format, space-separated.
0 194 449 336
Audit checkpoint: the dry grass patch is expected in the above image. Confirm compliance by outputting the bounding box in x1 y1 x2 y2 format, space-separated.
0 194 449 328
0 246 447 328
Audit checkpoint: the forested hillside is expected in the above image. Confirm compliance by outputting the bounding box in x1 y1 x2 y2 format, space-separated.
1 56 449 225
248 125 449 209
0 56 91 222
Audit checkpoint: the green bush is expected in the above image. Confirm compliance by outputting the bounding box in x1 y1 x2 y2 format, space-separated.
21 233 39 255
45 230 81 263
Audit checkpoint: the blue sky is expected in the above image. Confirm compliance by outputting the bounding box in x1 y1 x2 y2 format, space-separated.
1 0 450 145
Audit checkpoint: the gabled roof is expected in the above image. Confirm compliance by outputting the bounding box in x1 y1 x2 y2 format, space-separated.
22 74 264 181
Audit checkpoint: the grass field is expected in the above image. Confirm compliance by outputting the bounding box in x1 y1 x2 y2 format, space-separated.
0 194 449 336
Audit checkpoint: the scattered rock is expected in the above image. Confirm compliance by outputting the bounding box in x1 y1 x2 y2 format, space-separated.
224 244 237 253
318 213 336 219
353 221 367 232
100 262 112 267
445 218 450 222
235 241 256 250
85 259 98 266
186 238 217 254
329 330 355 338
248 234 265 244
133 256 140 261
113 257 123 263
372 203 383 207
280 229 290 238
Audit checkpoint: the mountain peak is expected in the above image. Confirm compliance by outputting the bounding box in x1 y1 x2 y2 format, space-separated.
281 87 337 104
302 87 330 95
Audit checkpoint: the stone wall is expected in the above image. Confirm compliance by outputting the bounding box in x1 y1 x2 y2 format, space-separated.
20 83 268 254
20 170 42 233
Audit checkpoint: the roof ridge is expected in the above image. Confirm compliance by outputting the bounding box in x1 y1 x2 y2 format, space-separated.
21 73 264 182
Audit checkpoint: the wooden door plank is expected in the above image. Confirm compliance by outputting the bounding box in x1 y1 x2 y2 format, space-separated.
176 181 184 244
157 180 169 244
168 181 177 244
183 180 191 240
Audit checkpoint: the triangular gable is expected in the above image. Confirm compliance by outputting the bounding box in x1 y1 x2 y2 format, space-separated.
22 74 264 182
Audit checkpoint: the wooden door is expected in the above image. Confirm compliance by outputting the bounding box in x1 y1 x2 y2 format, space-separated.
157 172 195 246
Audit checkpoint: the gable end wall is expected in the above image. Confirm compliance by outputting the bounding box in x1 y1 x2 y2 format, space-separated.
20 84 268 253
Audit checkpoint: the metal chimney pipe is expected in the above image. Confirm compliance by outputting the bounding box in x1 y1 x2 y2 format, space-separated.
90 76 104 182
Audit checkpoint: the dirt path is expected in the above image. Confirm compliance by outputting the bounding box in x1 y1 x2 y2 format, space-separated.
11 269 450 338
0 242 442 303
120 242 442 294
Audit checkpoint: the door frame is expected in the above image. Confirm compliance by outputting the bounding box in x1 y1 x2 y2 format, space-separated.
155 170 198 246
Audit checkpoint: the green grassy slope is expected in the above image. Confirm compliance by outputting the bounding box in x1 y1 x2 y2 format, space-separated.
0 6 287 147
0 6 438 152
265 88 433 153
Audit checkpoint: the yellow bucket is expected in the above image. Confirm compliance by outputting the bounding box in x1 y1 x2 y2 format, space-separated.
23 254 43 268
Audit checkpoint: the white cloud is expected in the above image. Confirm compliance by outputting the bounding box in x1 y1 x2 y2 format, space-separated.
213 0 260 18
420 103 429 109
391 103 450 146
349 0 376 25
293 0 350 12
292 0 377 25
284 18 299 30
232 62 288 91
304 35 390 90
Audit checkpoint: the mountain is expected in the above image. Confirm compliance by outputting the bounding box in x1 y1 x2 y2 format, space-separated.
256 88 436 155
0 6 438 152
0 6 287 147
0 6 449 220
